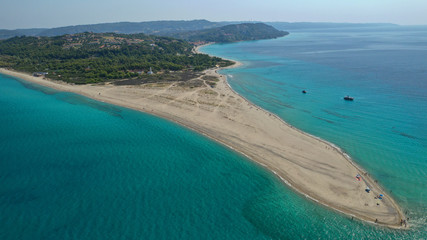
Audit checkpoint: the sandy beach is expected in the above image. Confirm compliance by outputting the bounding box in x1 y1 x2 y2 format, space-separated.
0 54 406 228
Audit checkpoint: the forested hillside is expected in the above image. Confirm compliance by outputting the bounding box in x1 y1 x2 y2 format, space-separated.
0 32 232 83
171 23 288 43
0 20 229 39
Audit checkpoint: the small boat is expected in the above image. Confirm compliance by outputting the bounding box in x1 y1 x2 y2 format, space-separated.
302 90 307 94
344 96 354 101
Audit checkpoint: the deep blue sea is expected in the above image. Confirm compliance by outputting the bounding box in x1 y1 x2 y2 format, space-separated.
1 25 426 239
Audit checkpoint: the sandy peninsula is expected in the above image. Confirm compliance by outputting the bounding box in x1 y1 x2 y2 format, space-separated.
0 52 406 228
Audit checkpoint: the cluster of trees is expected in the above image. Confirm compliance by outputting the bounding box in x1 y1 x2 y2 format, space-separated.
0 32 232 84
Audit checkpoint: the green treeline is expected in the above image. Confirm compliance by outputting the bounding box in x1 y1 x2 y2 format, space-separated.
0 32 232 83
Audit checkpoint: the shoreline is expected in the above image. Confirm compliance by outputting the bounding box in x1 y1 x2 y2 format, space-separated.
194 44 407 228
0 48 406 228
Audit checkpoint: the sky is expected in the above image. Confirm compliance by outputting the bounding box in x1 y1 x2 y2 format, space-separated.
1 0 426 29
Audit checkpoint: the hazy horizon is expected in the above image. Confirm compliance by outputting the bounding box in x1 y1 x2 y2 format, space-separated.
1 0 426 29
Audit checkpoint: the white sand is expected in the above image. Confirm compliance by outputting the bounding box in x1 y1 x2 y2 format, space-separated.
0 64 406 228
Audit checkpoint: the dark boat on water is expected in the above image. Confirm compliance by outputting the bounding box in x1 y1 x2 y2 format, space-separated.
344 96 354 101
302 90 307 94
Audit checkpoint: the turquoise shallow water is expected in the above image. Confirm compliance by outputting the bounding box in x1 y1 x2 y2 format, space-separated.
201 25 427 239
0 75 281 239
4 74 413 240
0 25 426 240
1 73 404 240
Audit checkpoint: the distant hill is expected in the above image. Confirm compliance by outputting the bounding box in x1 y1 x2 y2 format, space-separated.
0 20 229 39
171 23 288 43
1 20 400 40
38 20 229 37
0 28 47 39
